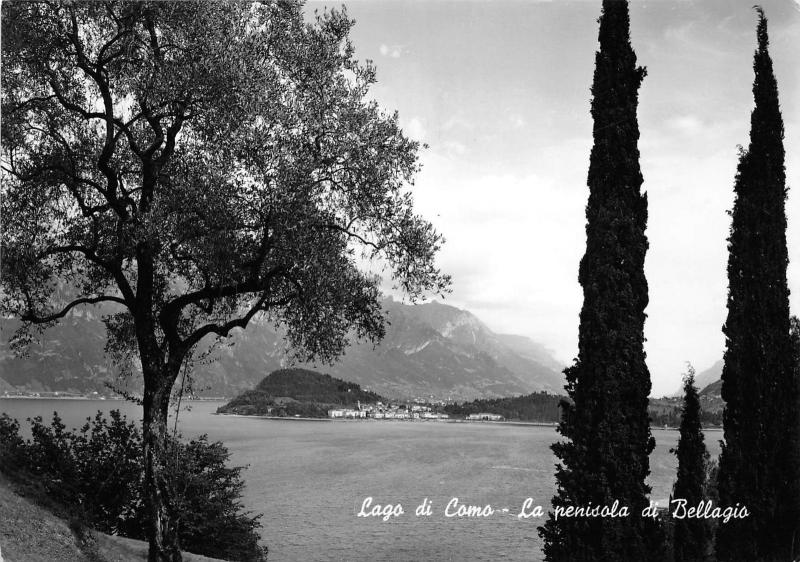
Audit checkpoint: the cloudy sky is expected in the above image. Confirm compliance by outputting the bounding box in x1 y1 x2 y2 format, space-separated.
307 0 800 397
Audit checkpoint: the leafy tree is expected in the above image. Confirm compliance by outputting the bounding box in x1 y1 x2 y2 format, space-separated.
1 2 448 559
791 315 800 524
538 1 661 559
146 436 267 562
670 366 711 562
0 415 25 470
715 9 799 561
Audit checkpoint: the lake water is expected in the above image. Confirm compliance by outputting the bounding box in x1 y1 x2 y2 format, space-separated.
0 399 722 561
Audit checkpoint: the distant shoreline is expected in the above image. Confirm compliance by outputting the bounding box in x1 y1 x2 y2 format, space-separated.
210 413 724 430
1 398 724 430
1 396 114 401
214 413 333 422
0 396 226 402
216 413 552 427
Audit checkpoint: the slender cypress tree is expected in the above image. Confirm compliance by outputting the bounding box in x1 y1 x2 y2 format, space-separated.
716 8 799 561
671 367 711 562
788 316 800 556
538 1 659 559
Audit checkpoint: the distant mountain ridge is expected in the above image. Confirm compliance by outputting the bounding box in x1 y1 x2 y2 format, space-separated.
0 298 566 400
695 360 723 393
666 359 723 398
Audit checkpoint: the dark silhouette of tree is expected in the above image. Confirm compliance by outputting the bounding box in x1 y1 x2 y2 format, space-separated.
790 315 800 551
670 366 711 562
716 8 799 561
538 1 660 559
1 2 448 560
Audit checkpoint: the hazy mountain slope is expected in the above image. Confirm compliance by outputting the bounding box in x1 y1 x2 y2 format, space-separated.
1 299 565 400
695 359 723 391
699 377 723 398
0 308 113 394
495 333 564 372
667 359 723 397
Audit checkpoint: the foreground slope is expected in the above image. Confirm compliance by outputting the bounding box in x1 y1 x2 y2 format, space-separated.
0 475 223 562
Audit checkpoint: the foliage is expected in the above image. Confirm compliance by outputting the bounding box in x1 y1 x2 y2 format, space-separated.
716 9 799 561
253 368 385 405
161 436 266 562
218 368 388 416
0 414 25 469
0 410 267 561
443 392 562 422
0 0 448 372
219 391 325 418
1 1 447 556
669 368 712 562
443 391 726 427
648 399 723 429
538 1 662 559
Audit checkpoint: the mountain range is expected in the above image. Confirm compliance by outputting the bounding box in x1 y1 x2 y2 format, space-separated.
694 359 723 394
0 298 566 401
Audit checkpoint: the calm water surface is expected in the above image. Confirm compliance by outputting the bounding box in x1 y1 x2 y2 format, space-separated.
0 399 722 562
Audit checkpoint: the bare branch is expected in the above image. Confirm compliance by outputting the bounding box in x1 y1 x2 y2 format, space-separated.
319 222 385 252
21 295 127 324
37 245 136 306
182 292 295 350
65 4 129 220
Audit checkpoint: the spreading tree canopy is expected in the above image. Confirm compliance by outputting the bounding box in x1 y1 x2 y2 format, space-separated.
716 8 799 561
0 2 448 560
670 367 711 562
538 1 660 559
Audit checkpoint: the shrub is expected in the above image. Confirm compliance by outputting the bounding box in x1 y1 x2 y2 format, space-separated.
0 410 267 561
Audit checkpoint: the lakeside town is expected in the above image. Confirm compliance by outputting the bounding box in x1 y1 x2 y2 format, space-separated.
327 400 503 421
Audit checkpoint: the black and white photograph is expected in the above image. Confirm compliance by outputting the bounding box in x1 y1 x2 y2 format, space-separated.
1 0 799 560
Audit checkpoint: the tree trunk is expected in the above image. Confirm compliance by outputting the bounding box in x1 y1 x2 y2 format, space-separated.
143 373 181 562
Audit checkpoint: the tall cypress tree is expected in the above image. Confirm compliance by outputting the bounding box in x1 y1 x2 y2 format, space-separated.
788 315 800 556
716 8 799 561
538 1 659 559
671 367 711 562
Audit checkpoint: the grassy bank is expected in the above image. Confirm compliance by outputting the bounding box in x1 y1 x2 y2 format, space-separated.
0 474 225 562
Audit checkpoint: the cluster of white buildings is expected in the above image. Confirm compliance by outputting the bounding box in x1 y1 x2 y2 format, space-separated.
327 401 450 420
466 412 504 421
328 408 367 419
326 401 505 422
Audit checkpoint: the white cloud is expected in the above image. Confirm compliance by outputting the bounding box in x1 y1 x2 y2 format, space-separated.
379 44 403 58
441 115 475 133
440 140 467 157
661 21 733 59
409 151 588 369
665 115 703 135
405 122 771 396
509 114 526 129
333 0 800 397
404 117 426 142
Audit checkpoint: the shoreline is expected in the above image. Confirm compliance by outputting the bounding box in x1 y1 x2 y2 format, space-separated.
211 412 558 427
214 412 558 425
1 398 724 430
0 396 227 402
213 413 722 430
